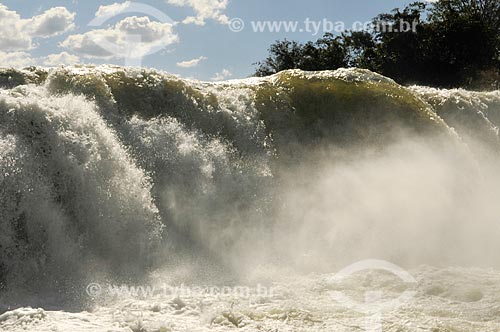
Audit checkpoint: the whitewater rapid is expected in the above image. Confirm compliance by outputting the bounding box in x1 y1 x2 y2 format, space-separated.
1 66 500 331
2 266 500 331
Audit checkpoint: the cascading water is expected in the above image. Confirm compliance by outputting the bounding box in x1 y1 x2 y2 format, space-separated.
1 66 500 331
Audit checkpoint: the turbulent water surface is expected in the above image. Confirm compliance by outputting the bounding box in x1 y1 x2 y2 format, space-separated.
1 66 500 331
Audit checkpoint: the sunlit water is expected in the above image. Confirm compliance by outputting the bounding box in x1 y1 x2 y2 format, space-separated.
1 66 500 331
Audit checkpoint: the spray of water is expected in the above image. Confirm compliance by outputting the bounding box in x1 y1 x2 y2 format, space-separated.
1 66 499 307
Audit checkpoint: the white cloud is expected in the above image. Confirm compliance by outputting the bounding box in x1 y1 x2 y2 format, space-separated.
61 16 178 59
167 0 229 25
176 56 207 68
212 68 232 81
0 51 35 67
61 29 119 58
29 7 76 38
43 52 80 66
0 5 33 51
0 51 81 68
95 1 132 19
0 4 75 51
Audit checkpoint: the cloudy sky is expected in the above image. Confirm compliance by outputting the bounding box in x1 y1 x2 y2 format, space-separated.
0 0 414 80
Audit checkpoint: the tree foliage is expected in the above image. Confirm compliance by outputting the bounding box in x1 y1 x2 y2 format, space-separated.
254 0 500 89
254 35 348 76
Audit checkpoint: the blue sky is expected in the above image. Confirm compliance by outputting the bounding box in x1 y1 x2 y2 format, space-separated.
0 0 415 80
